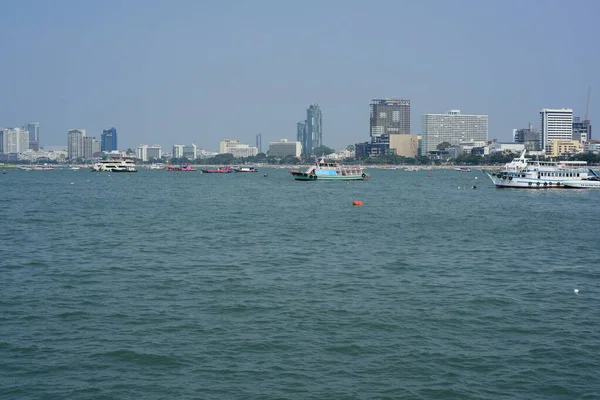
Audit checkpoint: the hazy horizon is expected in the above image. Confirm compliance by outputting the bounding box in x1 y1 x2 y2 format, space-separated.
1 0 598 152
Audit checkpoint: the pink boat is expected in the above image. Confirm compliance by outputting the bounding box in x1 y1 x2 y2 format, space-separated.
166 163 197 171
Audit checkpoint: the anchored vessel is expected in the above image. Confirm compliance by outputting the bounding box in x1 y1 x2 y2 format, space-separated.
289 159 368 181
486 150 596 188
92 158 137 172
234 166 258 172
166 163 197 171
201 166 233 173
562 175 600 189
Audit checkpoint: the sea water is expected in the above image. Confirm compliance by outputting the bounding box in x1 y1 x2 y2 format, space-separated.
1 168 599 399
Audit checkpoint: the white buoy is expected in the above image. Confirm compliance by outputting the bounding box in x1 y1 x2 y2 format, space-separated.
574 289 579 295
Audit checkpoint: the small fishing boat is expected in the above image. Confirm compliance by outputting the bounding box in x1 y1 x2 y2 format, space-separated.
166 163 197 171
201 166 233 173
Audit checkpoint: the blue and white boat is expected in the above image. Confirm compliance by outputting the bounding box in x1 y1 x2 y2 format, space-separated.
289 159 368 181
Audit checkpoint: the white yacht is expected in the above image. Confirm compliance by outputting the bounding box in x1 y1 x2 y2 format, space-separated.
486 150 593 189
148 163 165 170
92 158 137 172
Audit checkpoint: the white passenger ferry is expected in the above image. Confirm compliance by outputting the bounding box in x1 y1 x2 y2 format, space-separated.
486 150 595 189
92 158 137 172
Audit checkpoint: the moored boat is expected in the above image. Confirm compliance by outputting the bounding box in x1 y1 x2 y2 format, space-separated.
562 171 600 188
234 166 258 172
486 150 592 189
92 157 137 172
30 164 55 171
166 163 197 171
289 159 368 181
148 163 165 170
201 166 233 173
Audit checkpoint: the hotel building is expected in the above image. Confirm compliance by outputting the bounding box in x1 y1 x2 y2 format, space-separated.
421 110 488 154
540 108 573 152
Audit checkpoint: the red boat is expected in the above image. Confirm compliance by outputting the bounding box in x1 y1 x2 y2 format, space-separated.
201 166 233 173
166 163 197 171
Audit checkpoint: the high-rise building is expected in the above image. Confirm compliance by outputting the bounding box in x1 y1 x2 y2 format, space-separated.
540 108 573 152
220 139 258 158
147 145 162 160
421 110 488 154
2 128 29 153
67 129 86 159
572 117 592 143
268 139 301 158
297 121 307 155
101 127 118 152
136 144 162 161
172 144 185 159
23 122 40 151
296 104 322 155
0 129 4 153
220 139 240 154
182 144 197 160
307 104 322 153
370 98 410 137
256 133 262 154
514 123 542 151
83 136 100 159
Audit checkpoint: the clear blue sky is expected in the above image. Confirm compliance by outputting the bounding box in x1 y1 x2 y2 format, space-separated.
1 0 598 152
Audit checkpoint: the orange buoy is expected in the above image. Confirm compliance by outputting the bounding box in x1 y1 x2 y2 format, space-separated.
352 201 364 206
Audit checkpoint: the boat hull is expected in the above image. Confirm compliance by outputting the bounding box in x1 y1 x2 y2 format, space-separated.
562 181 600 189
488 174 566 188
290 171 365 181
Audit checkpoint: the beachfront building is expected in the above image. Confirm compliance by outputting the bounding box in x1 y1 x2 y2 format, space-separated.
540 108 572 153
67 129 86 160
421 110 488 155
268 139 301 158
370 98 410 137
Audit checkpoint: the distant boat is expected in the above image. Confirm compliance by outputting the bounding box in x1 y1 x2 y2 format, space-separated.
166 163 197 171
92 158 137 172
201 166 233 173
234 166 258 173
454 167 471 172
289 158 368 181
31 165 55 171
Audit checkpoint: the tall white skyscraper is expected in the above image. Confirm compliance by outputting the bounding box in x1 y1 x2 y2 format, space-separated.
421 110 488 154
67 129 86 159
2 128 29 153
540 108 573 151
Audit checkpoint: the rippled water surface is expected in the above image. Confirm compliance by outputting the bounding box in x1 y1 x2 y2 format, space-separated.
1 167 599 399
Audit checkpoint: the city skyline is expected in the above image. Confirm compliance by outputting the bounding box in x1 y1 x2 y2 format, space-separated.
0 1 597 151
